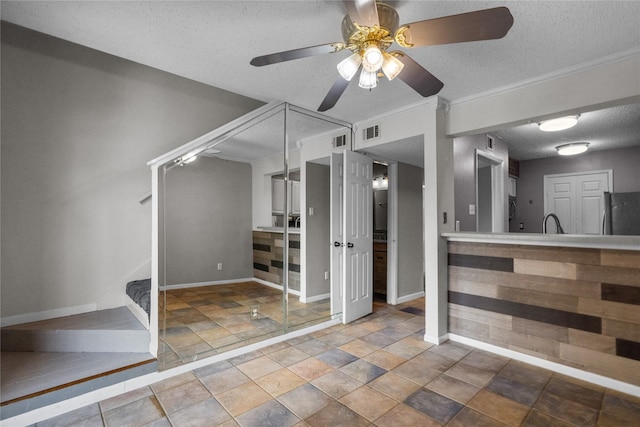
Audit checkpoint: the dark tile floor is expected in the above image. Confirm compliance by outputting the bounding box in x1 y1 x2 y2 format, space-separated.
159 282 331 369
37 298 640 426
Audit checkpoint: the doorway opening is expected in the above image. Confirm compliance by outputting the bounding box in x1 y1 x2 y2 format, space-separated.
373 162 388 302
475 149 505 232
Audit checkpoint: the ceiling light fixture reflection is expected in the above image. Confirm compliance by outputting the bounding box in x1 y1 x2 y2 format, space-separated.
556 142 589 156
539 115 580 132
182 151 198 164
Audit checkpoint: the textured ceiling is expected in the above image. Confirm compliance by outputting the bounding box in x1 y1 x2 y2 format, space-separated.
2 1 640 160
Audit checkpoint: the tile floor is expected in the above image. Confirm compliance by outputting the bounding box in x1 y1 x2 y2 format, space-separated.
37 298 640 426
159 282 331 369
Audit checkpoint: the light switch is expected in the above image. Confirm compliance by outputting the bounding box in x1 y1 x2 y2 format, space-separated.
309 207 314 216
469 204 476 215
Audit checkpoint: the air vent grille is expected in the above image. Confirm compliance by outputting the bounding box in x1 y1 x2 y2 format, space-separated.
363 125 380 141
333 134 347 148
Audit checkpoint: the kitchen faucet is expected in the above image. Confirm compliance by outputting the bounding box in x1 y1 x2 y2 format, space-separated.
295 217 301 228
542 213 565 234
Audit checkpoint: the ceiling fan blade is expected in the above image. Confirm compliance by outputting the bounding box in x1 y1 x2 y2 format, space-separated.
394 52 444 97
398 7 513 47
318 75 352 112
250 43 345 66
343 0 379 28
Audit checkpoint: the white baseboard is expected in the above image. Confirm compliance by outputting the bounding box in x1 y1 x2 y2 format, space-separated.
0 303 97 327
301 293 330 303
160 278 254 291
396 291 425 305
126 302 149 329
448 333 640 398
424 333 449 345
252 278 301 296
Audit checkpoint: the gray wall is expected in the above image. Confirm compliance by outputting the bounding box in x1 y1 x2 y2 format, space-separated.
1 23 264 318
511 146 640 233
305 162 331 298
164 157 253 285
454 134 509 231
397 162 424 298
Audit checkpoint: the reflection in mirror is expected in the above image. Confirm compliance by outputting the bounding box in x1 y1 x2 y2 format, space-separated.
453 102 640 235
156 103 351 369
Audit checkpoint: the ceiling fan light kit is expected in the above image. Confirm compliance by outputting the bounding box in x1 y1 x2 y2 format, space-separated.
337 53 362 81
539 115 580 132
359 69 378 89
250 1 514 111
556 142 589 156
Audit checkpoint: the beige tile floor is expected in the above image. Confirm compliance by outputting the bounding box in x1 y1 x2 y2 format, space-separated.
159 282 332 369
38 298 640 426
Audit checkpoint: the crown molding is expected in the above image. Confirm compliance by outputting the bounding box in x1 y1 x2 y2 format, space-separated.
449 46 640 107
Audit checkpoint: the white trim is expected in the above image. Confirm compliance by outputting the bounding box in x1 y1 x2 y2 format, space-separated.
475 149 505 233
159 278 254 291
396 291 425 305
252 278 301 296
386 162 399 305
126 303 149 330
301 293 330 303
0 303 97 327
441 232 640 251
449 46 640 107
449 334 640 398
424 333 449 345
3 318 341 427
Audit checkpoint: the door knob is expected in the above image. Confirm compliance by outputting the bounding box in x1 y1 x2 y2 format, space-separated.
347 242 354 248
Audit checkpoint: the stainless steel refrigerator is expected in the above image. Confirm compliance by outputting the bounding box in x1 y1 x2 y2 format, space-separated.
604 191 640 235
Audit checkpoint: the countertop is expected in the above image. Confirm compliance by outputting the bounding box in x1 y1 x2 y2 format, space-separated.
255 226 301 234
441 232 640 251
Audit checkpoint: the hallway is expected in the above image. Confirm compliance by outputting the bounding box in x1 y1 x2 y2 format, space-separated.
38 298 639 426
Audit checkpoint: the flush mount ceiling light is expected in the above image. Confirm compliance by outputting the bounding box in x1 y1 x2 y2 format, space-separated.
539 115 580 132
556 142 589 156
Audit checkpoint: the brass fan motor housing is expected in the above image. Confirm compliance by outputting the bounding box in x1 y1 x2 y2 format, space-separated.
341 2 400 53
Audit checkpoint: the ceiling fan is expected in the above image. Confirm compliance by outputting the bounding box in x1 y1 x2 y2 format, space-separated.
250 1 513 112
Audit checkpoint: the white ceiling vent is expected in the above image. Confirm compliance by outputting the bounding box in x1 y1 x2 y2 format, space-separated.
363 124 380 141
333 134 347 148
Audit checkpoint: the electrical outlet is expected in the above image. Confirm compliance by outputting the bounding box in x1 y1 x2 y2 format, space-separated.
250 305 259 319
217 263 222 270
469 204 476 215
309 207 314 216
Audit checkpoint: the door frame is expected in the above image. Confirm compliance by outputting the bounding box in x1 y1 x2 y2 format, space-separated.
475 149 505 232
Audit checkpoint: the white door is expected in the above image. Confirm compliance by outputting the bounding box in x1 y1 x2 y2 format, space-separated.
331 151 373 323
544 170 612 234
330 153 344 316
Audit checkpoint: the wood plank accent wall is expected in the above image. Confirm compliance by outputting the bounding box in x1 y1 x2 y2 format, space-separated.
448 241 640 386
253 231 300 291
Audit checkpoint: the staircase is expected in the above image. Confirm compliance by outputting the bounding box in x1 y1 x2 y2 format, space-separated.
0 307 157 420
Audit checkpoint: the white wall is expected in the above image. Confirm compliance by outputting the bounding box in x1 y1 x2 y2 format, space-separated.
0 23 263 323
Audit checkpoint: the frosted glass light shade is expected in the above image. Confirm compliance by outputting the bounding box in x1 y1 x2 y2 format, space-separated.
358 69 377 89
362 45 384 72
381 53 404 80
556 142 589 155
539 115 579 132
337 53 362 81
